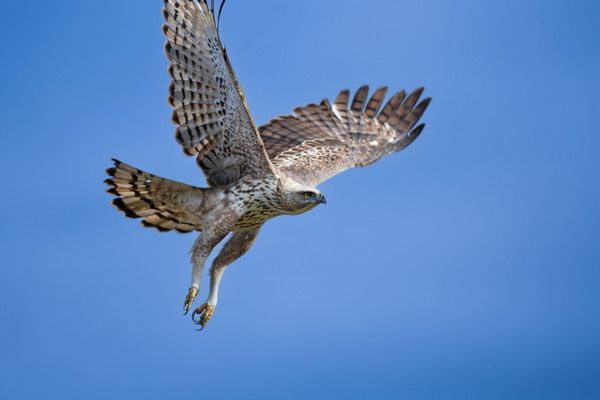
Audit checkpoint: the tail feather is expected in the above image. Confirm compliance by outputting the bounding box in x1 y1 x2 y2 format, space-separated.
105 159 205 233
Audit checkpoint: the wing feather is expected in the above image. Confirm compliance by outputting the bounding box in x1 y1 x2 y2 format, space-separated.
259 86 430 187
364 86 388 118
163 0 273 186
350 85 369 113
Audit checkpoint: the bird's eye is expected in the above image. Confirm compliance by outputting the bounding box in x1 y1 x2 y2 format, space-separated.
303 192 313 199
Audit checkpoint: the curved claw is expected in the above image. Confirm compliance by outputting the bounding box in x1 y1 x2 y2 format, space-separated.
191 303 215 329
183 287 199 315
191 304 206 325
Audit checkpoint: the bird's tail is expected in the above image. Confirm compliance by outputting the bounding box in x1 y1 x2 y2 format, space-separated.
104 159 206 233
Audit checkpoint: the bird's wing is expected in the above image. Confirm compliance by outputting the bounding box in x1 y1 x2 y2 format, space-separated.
258 86 430 187
163 0 274 186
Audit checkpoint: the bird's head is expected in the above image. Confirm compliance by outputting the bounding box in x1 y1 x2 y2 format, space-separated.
278 179 327 215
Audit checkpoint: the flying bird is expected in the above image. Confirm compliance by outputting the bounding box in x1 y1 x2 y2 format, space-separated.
105 0 431 329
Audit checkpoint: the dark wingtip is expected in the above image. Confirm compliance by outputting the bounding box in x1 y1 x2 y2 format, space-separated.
112 198 139 218
104 178 119 196
417 97 432 111
334 89 351 106
411 87 425 98
410 123 426 137
106 158 122 176
371 86 389 101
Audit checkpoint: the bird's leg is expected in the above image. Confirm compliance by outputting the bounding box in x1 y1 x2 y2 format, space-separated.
183 234 207 314
191 228 260 329
183 215 235 315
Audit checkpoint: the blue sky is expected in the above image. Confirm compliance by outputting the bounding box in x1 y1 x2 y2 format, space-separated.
1 0 599 398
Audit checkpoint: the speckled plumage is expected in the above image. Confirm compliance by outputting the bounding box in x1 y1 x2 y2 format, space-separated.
261 86 429 187
105 0 430 329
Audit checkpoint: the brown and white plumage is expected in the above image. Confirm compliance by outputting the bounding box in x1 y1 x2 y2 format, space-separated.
163 0 274 186
106 159 203 233
105 0 431 330
260 85 430 187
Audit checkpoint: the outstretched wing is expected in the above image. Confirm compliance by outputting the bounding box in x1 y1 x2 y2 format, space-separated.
163 0 274 186
259 86 430 187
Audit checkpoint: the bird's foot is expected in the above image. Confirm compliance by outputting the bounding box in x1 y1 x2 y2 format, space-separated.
183 287 198 315
191 303 215 330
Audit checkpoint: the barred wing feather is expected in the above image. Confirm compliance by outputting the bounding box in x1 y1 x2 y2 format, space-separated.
162 0 273 186
259 85 430 187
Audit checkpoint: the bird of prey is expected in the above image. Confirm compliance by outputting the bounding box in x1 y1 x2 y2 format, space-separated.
105 0 431 329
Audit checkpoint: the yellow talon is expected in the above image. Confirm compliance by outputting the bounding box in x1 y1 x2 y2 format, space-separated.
183 287 199 315
191 303 215 329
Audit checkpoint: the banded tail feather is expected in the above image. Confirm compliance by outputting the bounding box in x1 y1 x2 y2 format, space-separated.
104 159 205 233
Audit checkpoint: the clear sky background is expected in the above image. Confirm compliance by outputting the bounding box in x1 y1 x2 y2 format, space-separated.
1 0 599 399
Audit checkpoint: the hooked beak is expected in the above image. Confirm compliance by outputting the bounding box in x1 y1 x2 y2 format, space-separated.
318 194 327 205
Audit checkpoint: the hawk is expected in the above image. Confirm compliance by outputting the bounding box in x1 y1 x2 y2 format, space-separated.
105 0 431 329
